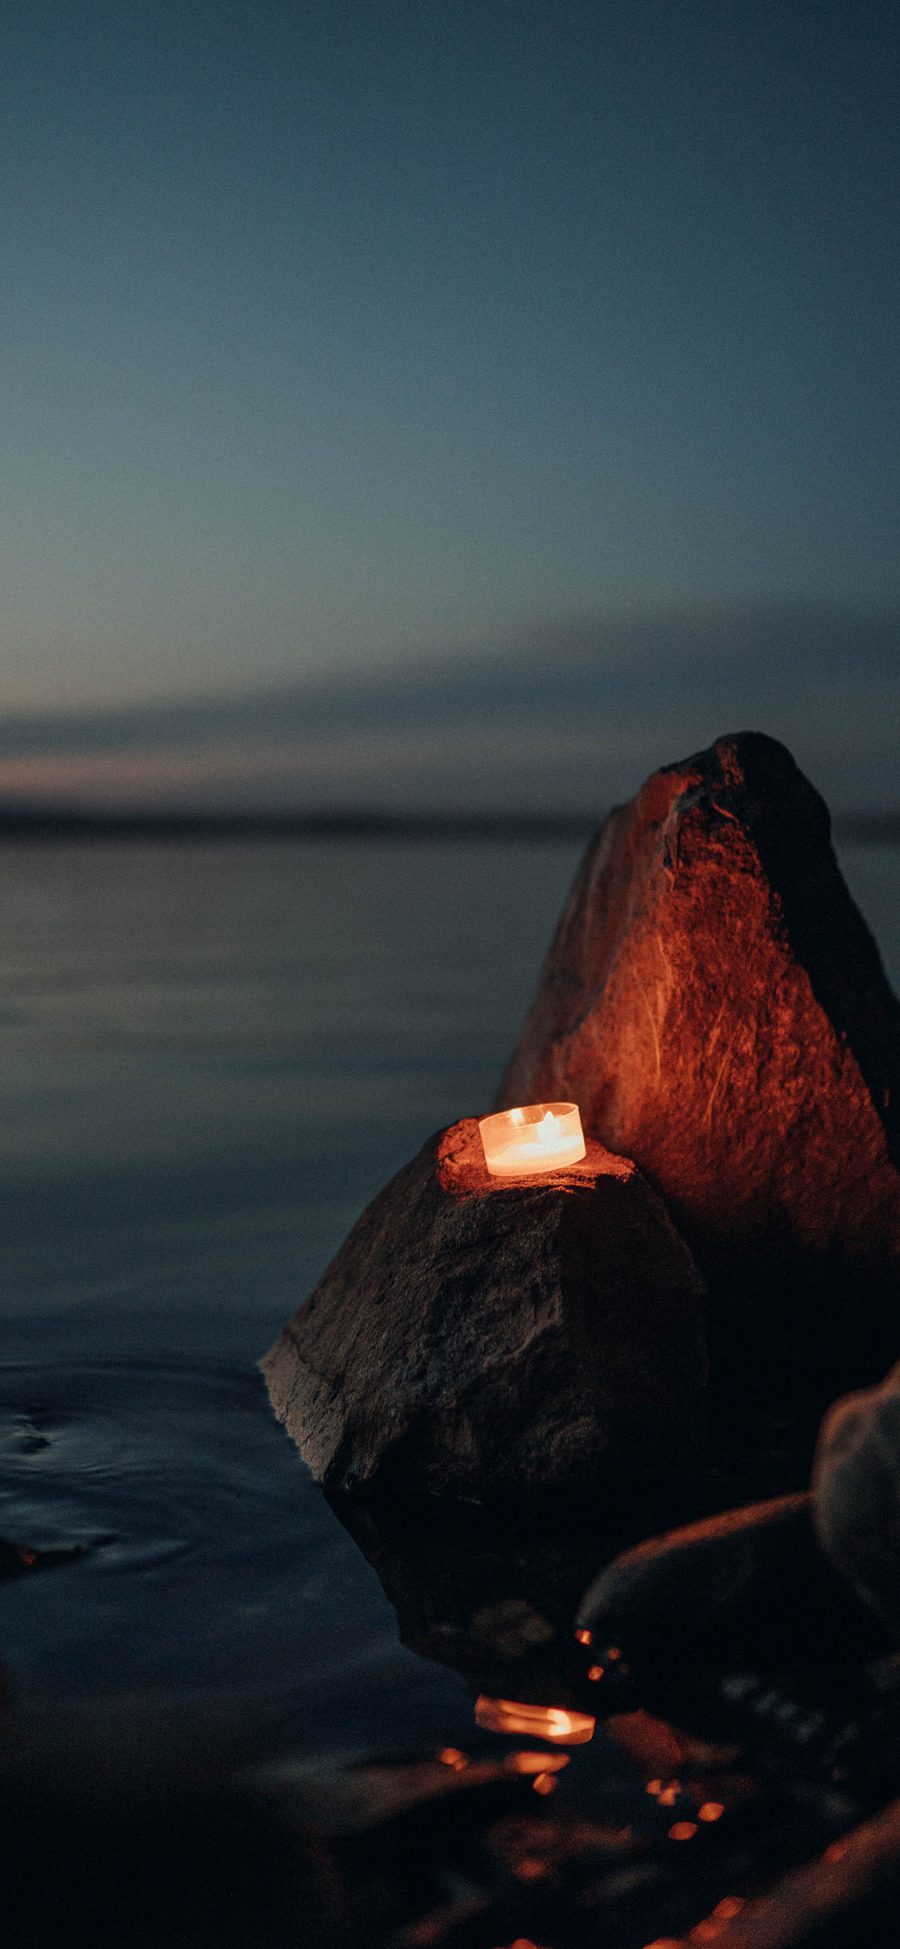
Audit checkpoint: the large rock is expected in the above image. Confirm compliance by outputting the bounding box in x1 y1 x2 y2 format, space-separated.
578 1493 880 1678
496 733 900 1417
813 1363 900 1636
263 1119 706 1501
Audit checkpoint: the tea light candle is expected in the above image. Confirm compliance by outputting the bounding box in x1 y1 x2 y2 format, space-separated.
478 1102 586 1178
474 1695 596 1743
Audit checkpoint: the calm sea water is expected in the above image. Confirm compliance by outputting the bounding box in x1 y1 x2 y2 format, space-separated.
1 837 898 1767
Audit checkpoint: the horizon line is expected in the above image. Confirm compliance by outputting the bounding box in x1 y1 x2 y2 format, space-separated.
0 805 898 845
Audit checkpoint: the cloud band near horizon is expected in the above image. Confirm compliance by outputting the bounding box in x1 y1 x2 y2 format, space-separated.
1 602 897 815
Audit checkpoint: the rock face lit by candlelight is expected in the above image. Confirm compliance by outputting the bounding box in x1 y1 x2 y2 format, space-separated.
495 733 900 1413
479 1103 586 1178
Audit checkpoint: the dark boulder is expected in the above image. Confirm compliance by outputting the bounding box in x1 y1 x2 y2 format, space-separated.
577 1494 880 1678
0 1730 333 1949
262 1119 706 1501
496 732 900 1427
813 1363 900 1636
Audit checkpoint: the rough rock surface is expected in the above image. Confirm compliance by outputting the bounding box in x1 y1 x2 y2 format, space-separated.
813 1362 900 1636
496 732 900 1415
263 1120 706 1500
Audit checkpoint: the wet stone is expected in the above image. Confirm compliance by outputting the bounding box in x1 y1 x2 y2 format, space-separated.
577 1494 883 1683
262 1119 706 1502
814 1361 900 1637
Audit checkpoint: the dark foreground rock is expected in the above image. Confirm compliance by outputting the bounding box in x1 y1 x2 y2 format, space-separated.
263 1119 706 1500
813 1362 900 1636
578 1494 884 1683
496 732 900 1427
652 1795 900 1949
8 1707 900 1949
0 1734 329 1949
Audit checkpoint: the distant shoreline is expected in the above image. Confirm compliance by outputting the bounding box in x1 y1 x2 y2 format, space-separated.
0 809 594 842
0 809 898 844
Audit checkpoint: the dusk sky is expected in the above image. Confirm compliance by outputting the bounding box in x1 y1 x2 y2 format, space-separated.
3 0 898 812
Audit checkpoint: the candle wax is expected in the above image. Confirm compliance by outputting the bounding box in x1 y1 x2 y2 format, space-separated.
486 1134 586 1175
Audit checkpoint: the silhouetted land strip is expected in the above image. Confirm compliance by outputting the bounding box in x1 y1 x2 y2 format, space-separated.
1 807 899 843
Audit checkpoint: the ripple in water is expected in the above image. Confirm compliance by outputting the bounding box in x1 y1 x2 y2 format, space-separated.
0 1355 471 1768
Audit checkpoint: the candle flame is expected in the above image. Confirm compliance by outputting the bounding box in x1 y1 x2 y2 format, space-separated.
474 1696 596 1743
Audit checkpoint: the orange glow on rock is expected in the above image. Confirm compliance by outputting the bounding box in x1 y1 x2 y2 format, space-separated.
437 1747 469 1770
712 1898 745 1919
574 1626 593 1646
531 1772 559 1795
698 1800 725 1822
474 1697 596 1743
668 1820 698 1841
587 1663 605 1681
489 1941 552 1949
506 1751 570 1774
614 1716 679 1774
